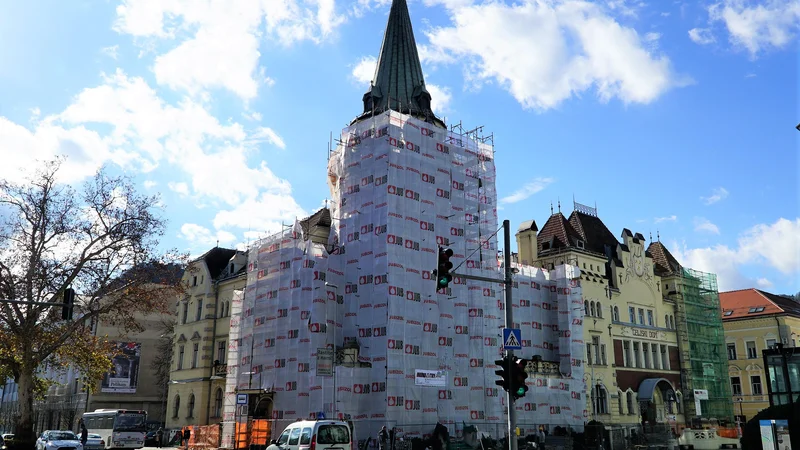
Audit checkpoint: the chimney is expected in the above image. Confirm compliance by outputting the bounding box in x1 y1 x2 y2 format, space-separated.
515 220 538 266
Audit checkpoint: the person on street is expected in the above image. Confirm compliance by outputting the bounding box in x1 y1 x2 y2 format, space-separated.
156 428 164 448
378 426 389 450
182 427 191 450
80 422 88 447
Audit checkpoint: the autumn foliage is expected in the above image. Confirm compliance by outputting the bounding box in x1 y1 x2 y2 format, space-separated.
0 158 186 447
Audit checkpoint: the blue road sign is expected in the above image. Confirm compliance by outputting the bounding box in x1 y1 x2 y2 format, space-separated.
502 328 522 350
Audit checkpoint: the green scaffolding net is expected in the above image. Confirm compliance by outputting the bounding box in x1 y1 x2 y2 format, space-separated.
674 268 734 421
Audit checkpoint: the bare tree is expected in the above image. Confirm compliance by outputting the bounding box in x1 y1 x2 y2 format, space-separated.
0 159 186 446
152 317 175 424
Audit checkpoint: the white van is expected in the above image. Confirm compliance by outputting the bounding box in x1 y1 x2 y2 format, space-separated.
267 420 352 450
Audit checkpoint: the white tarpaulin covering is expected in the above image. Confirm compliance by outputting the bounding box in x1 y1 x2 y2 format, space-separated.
224 110 586 443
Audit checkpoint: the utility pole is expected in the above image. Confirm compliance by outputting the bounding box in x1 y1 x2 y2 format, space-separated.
502 219 517 450
452 219 516 450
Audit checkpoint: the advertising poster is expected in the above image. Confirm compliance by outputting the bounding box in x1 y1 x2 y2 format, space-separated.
101 342 141 393
414 370 447 387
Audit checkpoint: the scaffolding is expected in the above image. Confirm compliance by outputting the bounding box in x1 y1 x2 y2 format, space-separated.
673 268 734 421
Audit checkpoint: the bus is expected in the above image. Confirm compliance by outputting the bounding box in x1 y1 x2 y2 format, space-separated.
81 409 147 449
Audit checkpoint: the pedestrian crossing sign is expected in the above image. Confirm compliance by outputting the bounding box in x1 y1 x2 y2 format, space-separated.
502 328 522 350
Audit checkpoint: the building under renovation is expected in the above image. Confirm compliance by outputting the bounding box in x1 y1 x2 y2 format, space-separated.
219 0 586 446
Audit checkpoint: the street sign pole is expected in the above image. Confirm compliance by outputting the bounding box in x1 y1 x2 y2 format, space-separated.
450 219 516 450
502 219 517 450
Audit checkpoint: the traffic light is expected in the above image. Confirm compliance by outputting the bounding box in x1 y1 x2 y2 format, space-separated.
62 288 75 321
510 357 529 399
494 356 510 391
434 247 454 290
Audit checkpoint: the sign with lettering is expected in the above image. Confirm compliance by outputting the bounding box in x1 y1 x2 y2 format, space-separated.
631 328 659 339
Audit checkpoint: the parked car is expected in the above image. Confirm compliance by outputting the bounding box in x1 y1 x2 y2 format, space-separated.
36 430 83 450
84 433 105 450
2 434 14 450
266 420 351 450
144 431 158 447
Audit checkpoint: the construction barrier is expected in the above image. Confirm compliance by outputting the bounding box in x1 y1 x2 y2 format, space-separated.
186 424 221 450
234 419 272 449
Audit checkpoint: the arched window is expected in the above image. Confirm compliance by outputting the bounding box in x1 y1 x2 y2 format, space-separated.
596 302 602 318
665 314 669 329
590 301 596 317
613 306 619 322
214 388 223 418
627 392 635 415
594 386 608 414
618 395 624 415
188 394 196 418
585 300 590 315
172 395 180 418
670 316 675 329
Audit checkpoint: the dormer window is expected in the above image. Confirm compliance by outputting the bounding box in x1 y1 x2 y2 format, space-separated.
576 240 585 249
230 263 235 274
723 311 733 316
541 242 551 250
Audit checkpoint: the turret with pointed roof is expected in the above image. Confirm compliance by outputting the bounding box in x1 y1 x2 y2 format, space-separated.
352 0 446 128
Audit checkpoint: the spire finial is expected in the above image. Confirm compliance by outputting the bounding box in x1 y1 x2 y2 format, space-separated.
657 230 660 242
557 198 561 213
550 201 554 215
650 231 653 241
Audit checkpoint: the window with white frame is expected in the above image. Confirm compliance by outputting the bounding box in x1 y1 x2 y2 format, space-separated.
766 339 777 349
633 342 641 368
594 386 608 415
651 344 659 370
192 343 199 368
727 343 737 360
627 392 635 415
217 341 226 363
629 307 636 323
586 343 592 365
196 298 203 321
613 306 619 321
661 345 669 370
178 345 185 370
746 341 757 359
592 336 600 365
647 310 654 326
730 376 742 396
638 308 645 324
601 343 607 365
751 375 763 395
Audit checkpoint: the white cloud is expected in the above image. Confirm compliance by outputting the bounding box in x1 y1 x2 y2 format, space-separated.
250 127 286 149
423 0 685 110
213 192 307 232
143 180 158 189
688 27 716 45
694 217 720 234
500 177 555 204
178 223 237 248
707 0 800 57
101 45 119 60
673 218 800 291
756 277 773 289
700 186 729 205
644 32 662 42
168 181 190 196
113 0 347 100
654 215 678 223
427 84 452 113
351 56 377 85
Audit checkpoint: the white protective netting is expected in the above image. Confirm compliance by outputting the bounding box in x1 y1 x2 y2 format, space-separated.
224 110 586 444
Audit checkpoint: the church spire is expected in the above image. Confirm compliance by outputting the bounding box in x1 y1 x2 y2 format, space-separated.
352 0 445 128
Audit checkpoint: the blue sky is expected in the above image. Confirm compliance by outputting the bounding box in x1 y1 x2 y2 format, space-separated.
0 0 797 295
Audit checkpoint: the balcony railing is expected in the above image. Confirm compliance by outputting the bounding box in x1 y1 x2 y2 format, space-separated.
214 364 228 377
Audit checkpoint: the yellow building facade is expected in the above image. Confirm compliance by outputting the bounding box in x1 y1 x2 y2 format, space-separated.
166 247 246 429
719 288 800 423
515 202 729 440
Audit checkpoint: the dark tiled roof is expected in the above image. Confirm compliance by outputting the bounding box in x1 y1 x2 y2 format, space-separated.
537 212 582 252
197 247 238 280
720 288 800 319
300 208 331 235
568 211 620 256
647 241 682 276
352 0 445 128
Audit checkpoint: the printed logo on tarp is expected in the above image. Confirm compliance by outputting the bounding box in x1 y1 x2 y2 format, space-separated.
450 227 465 237
264 338 275 348
303 260 315 268
387 396 405 407
280 260 291 270
290 279 301 289
372 382 386 392
286 381 297 391
358 274 373 285
571 358 582 368
298 363 309 373
353 384 371 394
309 323 327 333
388 339 404 350
550 406 562 415
288 329 299 339
347 231 359 242
423 322 438 332
483 288 496 297
438 337 453 347
373 326 386 336
470 411 485 420
571 391 582 400
485 387 499 397
452 180 465 191
419 220 435 233
421 172 436 184
406 289 421 302
405 400 421 410
523 403 537 411
375 174 388 187
373 274 388 285
274 358 286 368
469 308 484 317
519 299 531 307
559 329 572 338
345 283 358 294
358 327 373 338
438 390 452 400
469 358 483 367
435 235 451 246
361 174 374 186
484 337 498 346
572 318 583 326
405 344 420 355
455 325 469 334
254 316 265 326
272 411 285 420
278 308 288 318
373 224 387 236
436 188 451 199
436 142 450 154
389 137 420 154
453 376 468 387
360 223 374 235
521 339 532 348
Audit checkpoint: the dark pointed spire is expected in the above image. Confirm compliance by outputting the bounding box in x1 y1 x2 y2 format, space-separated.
352 0 445 128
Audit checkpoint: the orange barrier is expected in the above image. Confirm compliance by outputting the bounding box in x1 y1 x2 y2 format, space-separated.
234 419 272 449
717 428 739 439
187 424 221 450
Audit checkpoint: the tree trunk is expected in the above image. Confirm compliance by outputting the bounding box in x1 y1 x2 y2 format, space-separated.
14 365 36 449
